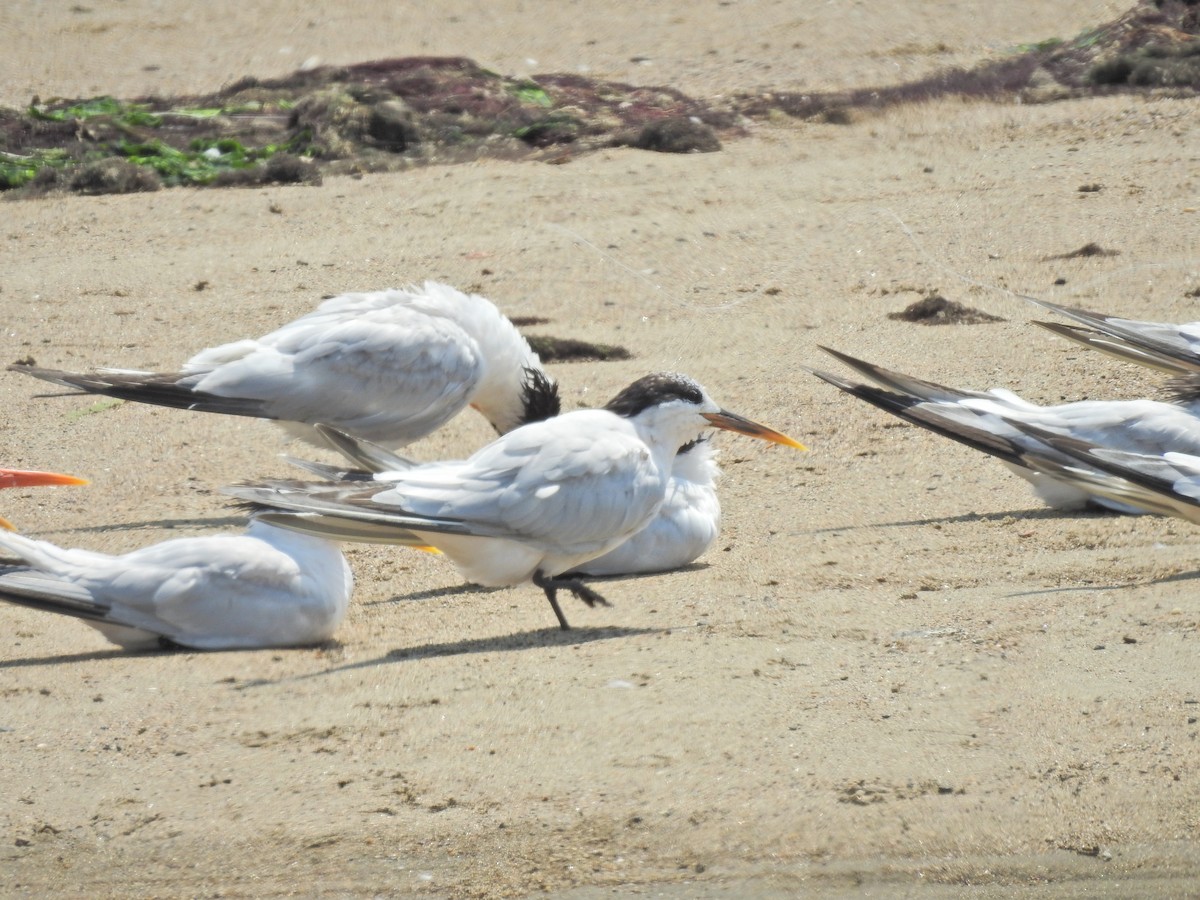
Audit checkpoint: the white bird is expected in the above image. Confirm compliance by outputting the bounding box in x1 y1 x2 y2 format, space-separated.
810 346 1200 513
1031 298 1200 375
284 422 723 578
572 437 720 576
10 281 557 449
991 420 1200 525
226 373 804 629
0 468 88 531
0 519 353 651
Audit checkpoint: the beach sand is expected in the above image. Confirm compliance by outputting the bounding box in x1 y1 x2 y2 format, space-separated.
2 1 1199 896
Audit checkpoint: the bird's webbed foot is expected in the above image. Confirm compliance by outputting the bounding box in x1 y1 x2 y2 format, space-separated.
532 570 611 630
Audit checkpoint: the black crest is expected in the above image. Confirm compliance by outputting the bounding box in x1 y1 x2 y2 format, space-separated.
518 367 562 426
605 373 704 418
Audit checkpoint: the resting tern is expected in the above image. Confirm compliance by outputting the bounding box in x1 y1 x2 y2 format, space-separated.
1030 299 1200 375
285 423 723 578
572 436 721 576
0 519 353 650
0 468 88 530
226 373 804 629
810 347 1200 513
992 421 1200 525
10 281 556 449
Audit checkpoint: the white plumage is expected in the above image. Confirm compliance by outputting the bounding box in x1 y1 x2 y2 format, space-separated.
811 347 1200 513
0 520 353 650
228 373 803 629
284 425 723 579
573 437 720 576
10 281 553 449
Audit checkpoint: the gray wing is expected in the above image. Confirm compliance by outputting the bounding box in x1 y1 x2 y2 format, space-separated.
1031 299 1200 375
1001 422 1200 524
0 567 115 623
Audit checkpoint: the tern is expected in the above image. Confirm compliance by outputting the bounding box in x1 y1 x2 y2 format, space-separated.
1030 298 1200 376
10 282 556 449
226 373 804 629
572 436 721 577
992 421 1200 525
0 520 353 650
810 346 1200 513
284 424 723 578
0 468 88 530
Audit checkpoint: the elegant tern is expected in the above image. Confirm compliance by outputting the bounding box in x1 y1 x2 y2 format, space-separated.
994 421 1200 525
572 437 720 576
810 346 1200 513
1030 298 1200 375
0 519 352 650
227 373 804 629
284 422 723 578
10 281 557 449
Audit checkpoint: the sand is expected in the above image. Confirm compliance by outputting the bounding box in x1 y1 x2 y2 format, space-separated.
2 1 1199 896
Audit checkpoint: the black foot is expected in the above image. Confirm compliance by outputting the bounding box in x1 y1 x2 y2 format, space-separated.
532 570 611 630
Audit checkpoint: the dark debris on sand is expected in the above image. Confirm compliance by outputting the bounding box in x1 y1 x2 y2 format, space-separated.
0 57 731 197
527 335 633 363
888 294 1007 326
736 0 1200 117
1 1 1196 198
1042 242 1122 260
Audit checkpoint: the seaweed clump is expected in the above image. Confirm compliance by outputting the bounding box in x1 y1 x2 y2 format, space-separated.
0 57 734 198
887 294 1006 326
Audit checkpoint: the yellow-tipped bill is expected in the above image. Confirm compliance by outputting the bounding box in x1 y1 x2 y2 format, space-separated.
0 514 15 531
702 411 806 450
0 468 89 489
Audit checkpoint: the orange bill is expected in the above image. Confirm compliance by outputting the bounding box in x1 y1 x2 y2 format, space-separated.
0 468 89 489
702 411 806 450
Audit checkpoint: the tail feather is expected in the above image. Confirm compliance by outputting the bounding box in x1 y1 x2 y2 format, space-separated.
224 481 509 538
1029 299 1200 374
281 457 375 482
0 568 112 623
807 367 1029 468
9 364 272 418
817 347 990 403
1031 321 1197 375
251 513 436 548
315 424 419 473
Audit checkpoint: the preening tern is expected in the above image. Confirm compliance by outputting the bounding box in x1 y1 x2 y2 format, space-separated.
11 282 556 449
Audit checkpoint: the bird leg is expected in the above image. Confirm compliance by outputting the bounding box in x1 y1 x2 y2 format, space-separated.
532 570 611 630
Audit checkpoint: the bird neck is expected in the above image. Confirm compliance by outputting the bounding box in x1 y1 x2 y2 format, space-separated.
673 438 719 485
629 406 709 474
464 314 546 435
